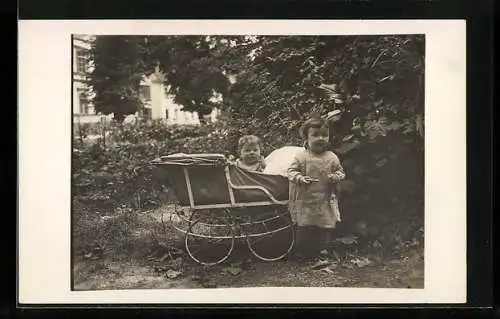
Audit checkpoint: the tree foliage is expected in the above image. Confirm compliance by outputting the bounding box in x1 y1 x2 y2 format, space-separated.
89 36 148 122
89 34 424 136
90 35 260 121
227 35 425 150
143 36 231 117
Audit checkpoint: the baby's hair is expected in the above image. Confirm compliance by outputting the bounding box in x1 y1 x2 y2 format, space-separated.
300 115 330 140
238 135 261 152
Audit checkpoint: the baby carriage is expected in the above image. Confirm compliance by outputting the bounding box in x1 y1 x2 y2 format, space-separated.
151 153 295 266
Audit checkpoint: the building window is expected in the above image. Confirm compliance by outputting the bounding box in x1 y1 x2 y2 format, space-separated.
140 85 151 100
75 49 87 73
79 92 88 114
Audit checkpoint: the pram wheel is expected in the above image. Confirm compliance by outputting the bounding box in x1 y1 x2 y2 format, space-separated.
185 209 235 266
244 208 295 262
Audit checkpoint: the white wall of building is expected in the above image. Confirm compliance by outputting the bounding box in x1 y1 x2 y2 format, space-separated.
140 68 203 125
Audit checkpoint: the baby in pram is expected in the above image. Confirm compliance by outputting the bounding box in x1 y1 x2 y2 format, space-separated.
230 135 267 172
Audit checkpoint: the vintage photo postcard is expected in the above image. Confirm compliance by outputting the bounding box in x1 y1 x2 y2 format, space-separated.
18 19 466 304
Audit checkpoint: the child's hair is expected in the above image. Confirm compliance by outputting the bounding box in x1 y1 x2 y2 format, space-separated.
299 115 329 140
238 135 261 152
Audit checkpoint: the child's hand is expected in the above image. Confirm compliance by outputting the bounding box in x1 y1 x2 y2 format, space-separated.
298 175 319 185
227 155 237 164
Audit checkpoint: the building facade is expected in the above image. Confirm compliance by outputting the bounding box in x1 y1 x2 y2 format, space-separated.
73 35 103 124
72 35 218 125
138 67 221 125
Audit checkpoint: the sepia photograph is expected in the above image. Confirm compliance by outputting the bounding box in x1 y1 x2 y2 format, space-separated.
19 20 466 304
71 33 425 290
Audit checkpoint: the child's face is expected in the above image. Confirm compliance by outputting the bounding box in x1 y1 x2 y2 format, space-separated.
240 143 261 165
307 126 330 153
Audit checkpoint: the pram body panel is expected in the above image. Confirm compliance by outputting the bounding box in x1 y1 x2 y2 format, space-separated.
153 153 289 209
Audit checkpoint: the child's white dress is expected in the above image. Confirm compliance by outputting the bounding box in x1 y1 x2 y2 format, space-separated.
288 149 345 228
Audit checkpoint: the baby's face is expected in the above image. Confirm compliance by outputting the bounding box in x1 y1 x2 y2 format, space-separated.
240 143 261 165
307 126 330 153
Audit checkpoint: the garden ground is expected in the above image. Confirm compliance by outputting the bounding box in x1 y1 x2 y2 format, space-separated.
72 205 424 291
73 248 423 290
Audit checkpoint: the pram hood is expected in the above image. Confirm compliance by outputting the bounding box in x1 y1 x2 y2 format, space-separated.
263 146 305 176
152 153 227 166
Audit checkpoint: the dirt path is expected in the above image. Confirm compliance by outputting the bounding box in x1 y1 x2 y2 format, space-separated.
73 247 423 290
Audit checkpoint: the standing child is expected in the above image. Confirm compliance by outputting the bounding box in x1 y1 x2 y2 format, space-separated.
288 116 345 261
234 135 267 172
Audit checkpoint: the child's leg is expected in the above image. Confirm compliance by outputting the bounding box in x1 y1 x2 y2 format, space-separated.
296 226 324 259
293 225 306 254
306 227 333 259
294 225 315 259
315 227 331 256
321 228 332 250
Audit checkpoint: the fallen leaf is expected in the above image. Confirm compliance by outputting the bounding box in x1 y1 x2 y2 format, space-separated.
351 257 372 268
166 269 182 279
320 267 335 274
336 235 358 245
159 253 170 263
320 249 329 256
190 274 202 281
311 259 330 270
223 267 243 276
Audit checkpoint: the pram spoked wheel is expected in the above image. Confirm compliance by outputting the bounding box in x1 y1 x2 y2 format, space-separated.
243 207 295 261
185 209 236 266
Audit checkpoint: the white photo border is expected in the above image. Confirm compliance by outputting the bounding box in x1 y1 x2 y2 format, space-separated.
18 19 466 304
